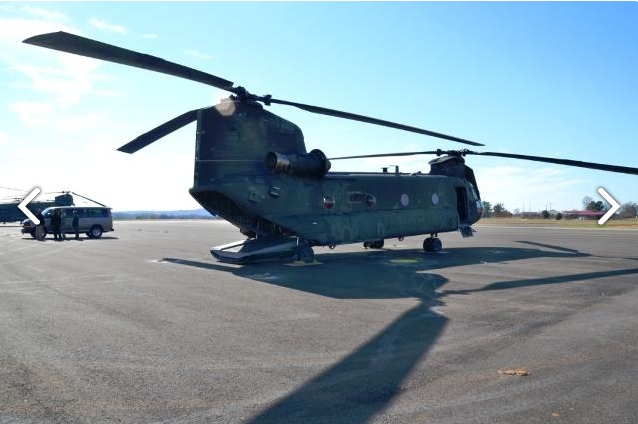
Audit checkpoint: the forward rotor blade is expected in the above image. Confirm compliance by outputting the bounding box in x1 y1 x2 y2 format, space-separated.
23 31 235 91
117 109 199 153
468 151 638 176
268 98 484 147
330 151 440 160
24 32 485 149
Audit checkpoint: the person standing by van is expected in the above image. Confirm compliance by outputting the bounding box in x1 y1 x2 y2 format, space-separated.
35 208 45 241
72 210 80 240
59 209 67 240
51 209 62 241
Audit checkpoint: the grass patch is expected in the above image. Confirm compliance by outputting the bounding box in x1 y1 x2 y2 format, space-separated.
477 217 638 229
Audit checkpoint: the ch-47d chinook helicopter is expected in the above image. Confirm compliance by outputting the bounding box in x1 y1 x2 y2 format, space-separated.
24 32 638 263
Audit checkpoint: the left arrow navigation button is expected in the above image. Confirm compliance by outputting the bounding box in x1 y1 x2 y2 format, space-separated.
18 187 41 225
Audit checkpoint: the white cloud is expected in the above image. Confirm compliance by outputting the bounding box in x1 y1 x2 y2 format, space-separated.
92 89 126 98
0 17 76 46
89 17 126 34
55 111 107 131
10 60 99 107
0 14 98 108
474 163 584 211
8 101 54 128
184 49 212 60
0 132 7 145
21 5 67 21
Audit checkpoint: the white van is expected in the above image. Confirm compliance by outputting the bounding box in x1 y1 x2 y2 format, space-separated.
22 206 114 239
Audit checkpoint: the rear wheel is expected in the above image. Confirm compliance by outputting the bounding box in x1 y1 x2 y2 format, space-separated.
423 237 442 253
370 239 384 249
363 239 384 249
88 225 103 239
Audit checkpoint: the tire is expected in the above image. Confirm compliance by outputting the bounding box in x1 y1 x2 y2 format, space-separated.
430 238 442 253
423 238 433 252
88 225 103 239
423 237 442 253
298 246 315 263
370 239 384 249
364 240 384 249
31 228 47 239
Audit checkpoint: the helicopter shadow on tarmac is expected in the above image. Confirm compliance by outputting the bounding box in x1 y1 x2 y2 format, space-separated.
160 244 638 424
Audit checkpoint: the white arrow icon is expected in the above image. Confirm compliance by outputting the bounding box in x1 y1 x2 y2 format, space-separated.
597 187 620 225
18 187 41 225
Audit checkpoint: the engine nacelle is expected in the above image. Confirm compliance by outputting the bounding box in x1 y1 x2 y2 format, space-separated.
265 149 331 178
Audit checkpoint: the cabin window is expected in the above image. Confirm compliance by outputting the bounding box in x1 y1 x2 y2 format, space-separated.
323 196 335 210
348 192 365 203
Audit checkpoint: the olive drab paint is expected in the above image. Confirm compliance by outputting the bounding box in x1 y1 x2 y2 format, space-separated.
189 99 481 248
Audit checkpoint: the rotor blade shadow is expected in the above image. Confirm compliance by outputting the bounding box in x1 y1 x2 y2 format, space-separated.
514 240 582 254
442 267 638 296
247 300 447 424
163 253 448 424
160 246 605 423
159 257 242 272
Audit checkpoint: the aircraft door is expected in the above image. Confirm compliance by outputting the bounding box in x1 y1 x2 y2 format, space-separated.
456 187 468 223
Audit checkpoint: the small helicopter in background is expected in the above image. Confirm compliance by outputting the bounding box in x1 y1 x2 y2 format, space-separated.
23 32 638 263
0 189 105 224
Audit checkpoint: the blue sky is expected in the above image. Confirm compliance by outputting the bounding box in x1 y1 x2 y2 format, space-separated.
1 2 636 212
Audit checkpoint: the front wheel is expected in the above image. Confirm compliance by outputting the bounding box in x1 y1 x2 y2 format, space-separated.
30 228 47 239
297 246 315 263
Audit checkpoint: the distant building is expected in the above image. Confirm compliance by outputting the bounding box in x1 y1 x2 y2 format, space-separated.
562 210 606 220
520 211 540 219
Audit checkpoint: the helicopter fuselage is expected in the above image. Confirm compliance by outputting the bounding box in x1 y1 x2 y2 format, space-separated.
191 171 481 247
189 99 482 248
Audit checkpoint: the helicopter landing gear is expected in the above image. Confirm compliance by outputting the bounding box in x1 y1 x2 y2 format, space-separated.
423 235 442 253
240 227 256 238
459 225 475 238
296 245 315 263
363 239 384 249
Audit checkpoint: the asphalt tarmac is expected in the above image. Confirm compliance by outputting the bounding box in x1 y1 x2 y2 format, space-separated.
1 220 637 424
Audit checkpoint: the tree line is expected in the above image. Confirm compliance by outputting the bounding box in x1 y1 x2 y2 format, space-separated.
481 199 638 219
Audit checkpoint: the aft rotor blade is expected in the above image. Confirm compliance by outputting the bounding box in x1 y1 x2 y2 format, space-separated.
117 109 199 153
467 151 638 176
332 149 638 176
330 151 440 160
268 98 484 147
23 31 235 92
70 192 107 207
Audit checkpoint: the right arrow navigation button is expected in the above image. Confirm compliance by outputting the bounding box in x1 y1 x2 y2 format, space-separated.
597 188 620 225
